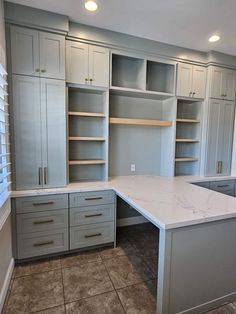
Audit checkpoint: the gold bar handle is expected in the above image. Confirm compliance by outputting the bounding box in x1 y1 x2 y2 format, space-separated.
44 167 48 185
219 161 223 174
33 219 54 225
33 240 54 247
85 213 103 218
33 201 54 206
85 197 103 201
84 233 102 238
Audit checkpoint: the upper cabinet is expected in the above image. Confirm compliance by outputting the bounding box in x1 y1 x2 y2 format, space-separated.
208 66 236 101
66 41 109 87
176 63 206 99
10 25 65 80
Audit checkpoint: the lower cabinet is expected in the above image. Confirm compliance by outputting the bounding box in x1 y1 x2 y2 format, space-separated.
192 179 235 197
13 190 116 260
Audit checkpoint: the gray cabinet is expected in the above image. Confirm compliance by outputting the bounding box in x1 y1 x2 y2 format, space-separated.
12 75 66 189
66 40 109 87
10 25 65 79
205 99 235 176
208 66 236 101
177 63 206 99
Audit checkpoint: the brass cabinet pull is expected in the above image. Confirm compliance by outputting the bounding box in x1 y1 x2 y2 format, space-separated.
33 240 54 247
192 92 196 96
33 219 54 225
84 233 102 238
35 68 40 72
84 197 103 201
217 161 223 174
38 167 43 185
89 78 93 82
85 213 103 218
189 91 192 96
44 167 48 185
219 161 223 173
85 78 88 82
41 69 46 73
33 201 54 206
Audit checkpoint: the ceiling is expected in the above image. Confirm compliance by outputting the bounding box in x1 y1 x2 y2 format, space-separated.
6 0 236 56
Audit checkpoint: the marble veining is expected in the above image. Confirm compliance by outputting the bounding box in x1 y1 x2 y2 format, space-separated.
11 175 236 230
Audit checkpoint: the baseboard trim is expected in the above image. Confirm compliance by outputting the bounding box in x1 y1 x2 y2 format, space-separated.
0 258 14 313
117 216 148 227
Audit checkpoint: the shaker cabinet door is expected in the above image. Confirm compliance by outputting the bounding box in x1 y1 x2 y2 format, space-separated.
11 26 40 77
12 75 43 189
39 32 65 80
209 67 225 99
89 45 109 87
224 69 236 101
41 79 67 188
66 41 89 85
176 63 192 97
192 65 206 99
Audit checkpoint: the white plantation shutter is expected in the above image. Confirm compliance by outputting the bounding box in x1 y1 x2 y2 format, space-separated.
0 64 11 207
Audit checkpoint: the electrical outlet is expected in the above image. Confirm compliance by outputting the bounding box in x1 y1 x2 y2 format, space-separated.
131 164 136 172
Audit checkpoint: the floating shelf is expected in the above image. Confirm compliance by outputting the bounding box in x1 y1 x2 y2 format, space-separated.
68 111 106 118
109 117 172 127
176 118 200 123
69 160 106 165
175 157 198 162
176 139 199 143
69 137 106 141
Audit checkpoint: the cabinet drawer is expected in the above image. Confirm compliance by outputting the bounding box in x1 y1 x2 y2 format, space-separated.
17 209 68 234
70 204 114 226
210 180 235 192
17 228 68 259
70 222 114 250
15 194 68 214
70 190 114 208
193 181 210 189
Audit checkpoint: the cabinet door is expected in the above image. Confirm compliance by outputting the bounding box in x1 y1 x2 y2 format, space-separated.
224 69 236 101
41 79 67 188
39 32 65 80
12 75 43 189
220 101 235 175
176 63 192 97
205 100 222 176
66 41 89 85
209 66 224 99
88 45 109 87
10 26 40 76
192 65 206 99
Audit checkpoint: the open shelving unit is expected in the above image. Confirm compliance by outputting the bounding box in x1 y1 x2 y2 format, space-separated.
174 99 202 176
109 117 172 127
68 86 108 182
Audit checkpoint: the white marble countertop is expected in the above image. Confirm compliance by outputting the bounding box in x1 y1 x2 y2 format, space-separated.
11 175 236 230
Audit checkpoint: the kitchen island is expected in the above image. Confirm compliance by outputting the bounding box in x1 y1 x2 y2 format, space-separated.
11 175 236 313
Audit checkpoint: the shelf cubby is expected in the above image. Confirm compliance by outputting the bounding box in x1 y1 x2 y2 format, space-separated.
146 61 175 94
109 117 172 127
68 86 108 182
112 54 145 90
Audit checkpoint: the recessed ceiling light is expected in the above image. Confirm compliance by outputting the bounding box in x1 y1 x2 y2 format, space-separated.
208 35 220 43
85 0 98 12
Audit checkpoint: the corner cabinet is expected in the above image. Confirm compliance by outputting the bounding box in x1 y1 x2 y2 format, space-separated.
66 40 109 87
176 63 206 99
208 66 236 101
12 75 67 190
10 25 65 80
205 99 235 176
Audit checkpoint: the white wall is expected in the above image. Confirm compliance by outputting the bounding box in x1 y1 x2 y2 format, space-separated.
0 0 13 311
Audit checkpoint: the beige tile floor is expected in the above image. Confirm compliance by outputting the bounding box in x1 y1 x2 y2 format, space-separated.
2 223 236 314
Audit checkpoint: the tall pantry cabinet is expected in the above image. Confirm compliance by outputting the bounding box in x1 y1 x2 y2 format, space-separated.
10 25 67 190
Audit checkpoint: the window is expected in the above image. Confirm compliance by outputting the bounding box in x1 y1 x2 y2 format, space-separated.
0 63 10 207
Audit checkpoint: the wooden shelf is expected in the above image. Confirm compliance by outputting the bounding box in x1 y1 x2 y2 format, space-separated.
69 137 106 141
109 117 172 127
176 139 199 143
69 160 106 165
68 111 106 118
175 157 198 162
176 118 200 123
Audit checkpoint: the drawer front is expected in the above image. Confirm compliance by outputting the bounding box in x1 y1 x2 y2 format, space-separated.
193 181 210 189
70 204 115 226
210 180 235 192
70 222 114 250
17 228 68 259
70 190 114 208
15 194 68 214
17 209 68 234
219 190 235 197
